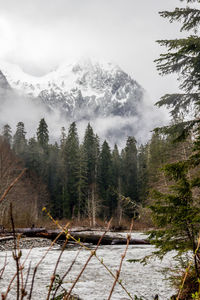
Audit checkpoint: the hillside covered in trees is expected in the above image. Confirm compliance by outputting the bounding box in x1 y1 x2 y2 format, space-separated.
0 118 191 228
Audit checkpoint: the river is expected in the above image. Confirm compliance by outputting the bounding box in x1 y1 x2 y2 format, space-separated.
0 232 176 299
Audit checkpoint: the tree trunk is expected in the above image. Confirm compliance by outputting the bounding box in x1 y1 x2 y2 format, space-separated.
117 177 122 226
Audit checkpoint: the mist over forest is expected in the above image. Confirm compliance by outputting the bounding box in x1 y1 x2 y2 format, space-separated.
1 0 200 299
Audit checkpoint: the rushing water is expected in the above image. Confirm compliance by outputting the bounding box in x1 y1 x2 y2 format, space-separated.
0 232 176 299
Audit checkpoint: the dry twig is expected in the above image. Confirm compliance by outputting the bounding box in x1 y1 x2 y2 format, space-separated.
107 220 133 300
28 222 69 299
44 209 134 299
10 203 21 300
0 169 27 204
52 248 81 299
64 219 112 300
2 247 32 299
46 238 69 300
0 254 7 280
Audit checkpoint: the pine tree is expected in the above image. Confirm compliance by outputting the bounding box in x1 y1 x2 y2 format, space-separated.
83 124 100 226
26 137 40 172
99 140 113 216
34 119 49 185
63 122 80 218
76 144 88 221
155 0 200 136
83 124 97 184
37 118 49 150
122 136 138 203
13 122 27 157
111 144 121 189
60 126 66 150
2 124 12 145
47 142 63 218
111 144 123 224
137 144 148 203
150 159 200 278
150 1 200 296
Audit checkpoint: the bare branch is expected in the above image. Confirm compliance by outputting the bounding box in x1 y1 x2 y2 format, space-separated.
0 169 27 204
107 220 133 300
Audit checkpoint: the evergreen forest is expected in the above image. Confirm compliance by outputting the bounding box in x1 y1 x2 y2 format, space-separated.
0 118 193 229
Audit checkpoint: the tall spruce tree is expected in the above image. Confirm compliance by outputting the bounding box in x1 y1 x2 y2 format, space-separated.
47 142 63 218
99 140 113 216
37 118 49 150
2 124 12 145
83 124 100 226
60 126 66 150
76 144 88 221
111 144 123 224
26 137 41 172
155 0 200 136
13 122 27 157
35 119 49 183
150 1 200 296
122 137 138 203
63 122 80 218
137 144 148 203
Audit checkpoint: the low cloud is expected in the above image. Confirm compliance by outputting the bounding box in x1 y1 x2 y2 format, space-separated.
0 89 169 149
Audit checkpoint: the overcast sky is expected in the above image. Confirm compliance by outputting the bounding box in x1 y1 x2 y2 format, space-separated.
0 0 188 103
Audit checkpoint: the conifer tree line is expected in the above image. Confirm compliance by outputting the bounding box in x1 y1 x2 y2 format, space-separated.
1 119 148 225
2 118 191 226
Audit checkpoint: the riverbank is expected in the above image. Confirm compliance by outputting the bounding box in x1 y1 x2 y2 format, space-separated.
0 237 55 251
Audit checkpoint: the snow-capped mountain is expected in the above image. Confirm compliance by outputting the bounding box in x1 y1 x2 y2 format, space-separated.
0 58 161 146
0 58 144 121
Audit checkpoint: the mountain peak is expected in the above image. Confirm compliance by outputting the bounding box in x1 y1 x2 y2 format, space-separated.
0 57 144 120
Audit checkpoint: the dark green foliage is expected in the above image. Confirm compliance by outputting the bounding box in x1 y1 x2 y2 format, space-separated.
7 119 143 221
37 118 49 150
155 0 200 137
83 123 98 185
99 140 112 197
99 140 113 216
149 155 200 277
47 143 63 218
63 122 80 217
13 122 27 157
76 145 88 219
122 137 138 202
2 124 12 145
149 1 200 295
137 144 149 203
60 126 66 150
26 137 41 172
159 4 200 32
111 144 121 189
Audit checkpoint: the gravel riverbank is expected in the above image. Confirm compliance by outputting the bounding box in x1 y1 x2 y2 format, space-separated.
0 237 56 251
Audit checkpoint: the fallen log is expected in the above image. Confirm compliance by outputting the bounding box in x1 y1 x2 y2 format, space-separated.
69 233 150 245
3 228 150 245
15 228 47 236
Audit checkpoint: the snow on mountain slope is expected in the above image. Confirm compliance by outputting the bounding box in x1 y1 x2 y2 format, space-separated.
0 58 144 120
0 58 163 146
